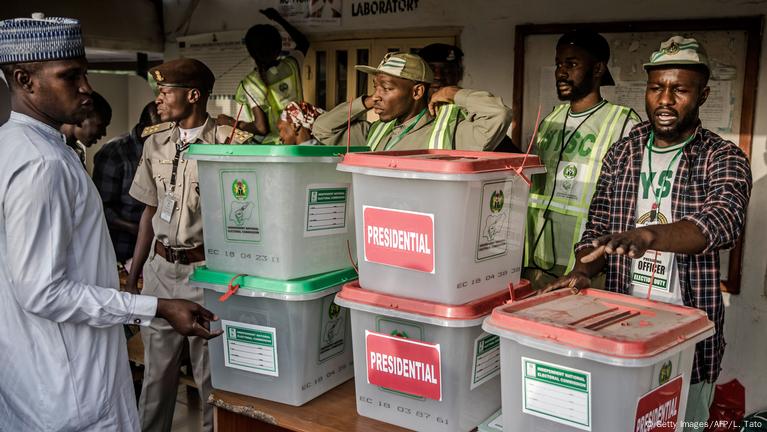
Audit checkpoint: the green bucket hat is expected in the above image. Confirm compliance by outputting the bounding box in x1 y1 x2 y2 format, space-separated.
644 36 709 71
355 52 434 84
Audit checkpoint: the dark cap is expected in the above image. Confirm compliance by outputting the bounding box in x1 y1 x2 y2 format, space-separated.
418 43 464 64
557 30 615 86
148 58 215 93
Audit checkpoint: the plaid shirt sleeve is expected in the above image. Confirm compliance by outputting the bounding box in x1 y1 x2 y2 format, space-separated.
92 142 125 224
681 143 752 253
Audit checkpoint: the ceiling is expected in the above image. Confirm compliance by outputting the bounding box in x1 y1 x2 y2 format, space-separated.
85 48 163 63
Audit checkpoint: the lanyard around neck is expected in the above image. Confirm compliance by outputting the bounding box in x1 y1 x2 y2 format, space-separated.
170 123 211 189
645 131 694 218
559 100 606 158
169 142 188 190
383 108 427 151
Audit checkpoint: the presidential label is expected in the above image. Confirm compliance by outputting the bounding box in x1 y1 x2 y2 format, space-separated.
363 206 435 273
634 375 683 432
365 330 442 401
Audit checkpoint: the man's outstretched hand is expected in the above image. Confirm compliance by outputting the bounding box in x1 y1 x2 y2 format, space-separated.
580 228 655 263
539 270 591 295
156 299 223 339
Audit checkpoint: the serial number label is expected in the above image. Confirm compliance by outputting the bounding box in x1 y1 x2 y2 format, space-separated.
207 248 280 263
357 394 450 425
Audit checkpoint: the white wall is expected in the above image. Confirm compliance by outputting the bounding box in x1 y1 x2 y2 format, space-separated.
164 0 767 411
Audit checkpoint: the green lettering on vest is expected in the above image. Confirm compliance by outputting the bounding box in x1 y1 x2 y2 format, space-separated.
539 129 558 153
578 134 596 157
564 130 580 154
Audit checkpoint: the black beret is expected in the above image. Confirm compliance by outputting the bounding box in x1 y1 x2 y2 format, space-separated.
149 58 215 92
418 43 464 64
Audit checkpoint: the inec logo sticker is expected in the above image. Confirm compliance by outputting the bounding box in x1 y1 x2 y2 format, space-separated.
231 179 249 200
563 164 578 179
328 303 341 320
659 360 672 385
490 190 504 213
390 329 409 338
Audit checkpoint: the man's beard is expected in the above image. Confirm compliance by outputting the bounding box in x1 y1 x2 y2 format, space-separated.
556 76 594 101
648 105 700 142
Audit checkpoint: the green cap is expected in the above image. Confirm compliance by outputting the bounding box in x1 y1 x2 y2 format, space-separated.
644 36 709 71
355 52 434 84
187 144 369 158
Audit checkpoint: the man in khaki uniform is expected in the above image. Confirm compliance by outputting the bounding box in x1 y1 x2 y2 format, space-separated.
125 58 252 432
312 52 511 151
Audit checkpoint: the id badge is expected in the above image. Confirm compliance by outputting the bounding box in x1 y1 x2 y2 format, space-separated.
160 192 176 222
631 220 674 294
553 161 587 202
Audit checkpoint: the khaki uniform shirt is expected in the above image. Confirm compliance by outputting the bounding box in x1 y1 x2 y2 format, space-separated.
129 116 251 249
312 89 512 151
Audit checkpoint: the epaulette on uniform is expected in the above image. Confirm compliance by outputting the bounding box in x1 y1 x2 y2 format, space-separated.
229 128 254 144
141 122 174 138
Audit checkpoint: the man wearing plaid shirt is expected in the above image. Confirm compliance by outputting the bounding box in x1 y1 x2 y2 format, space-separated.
544 36 752 430
93 102 159 263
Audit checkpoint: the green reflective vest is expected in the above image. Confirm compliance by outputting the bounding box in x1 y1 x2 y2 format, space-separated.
235 56 302 144
366 104 463 151
524 101 639 273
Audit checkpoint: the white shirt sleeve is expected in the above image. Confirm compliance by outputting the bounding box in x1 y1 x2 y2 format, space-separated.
5 159 157 327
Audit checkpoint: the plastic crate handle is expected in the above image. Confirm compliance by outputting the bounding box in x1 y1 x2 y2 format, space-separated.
219 274 247 302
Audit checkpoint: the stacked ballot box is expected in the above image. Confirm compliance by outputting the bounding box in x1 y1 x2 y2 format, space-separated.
334 149 543 431
186 144 368 406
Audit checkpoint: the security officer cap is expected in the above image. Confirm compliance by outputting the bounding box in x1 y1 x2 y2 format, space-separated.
148 58 215 93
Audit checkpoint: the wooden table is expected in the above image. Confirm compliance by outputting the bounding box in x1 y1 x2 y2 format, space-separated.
209 380 409 432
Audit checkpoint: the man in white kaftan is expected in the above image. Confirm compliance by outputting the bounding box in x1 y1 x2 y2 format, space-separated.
0 16 221 431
